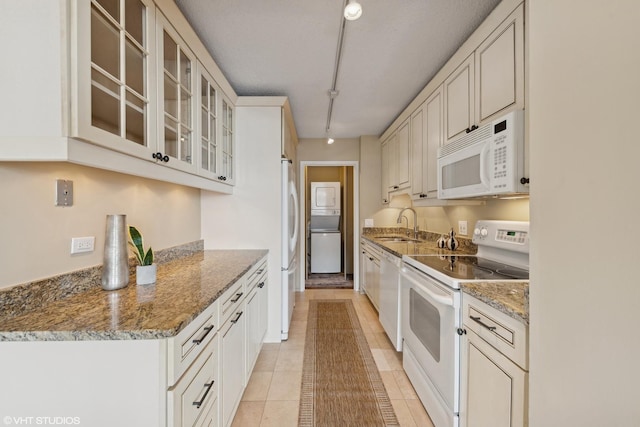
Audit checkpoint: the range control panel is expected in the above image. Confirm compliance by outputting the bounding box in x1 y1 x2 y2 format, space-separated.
472 220 530 254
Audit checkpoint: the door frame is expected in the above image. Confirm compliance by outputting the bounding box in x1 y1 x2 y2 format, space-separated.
298 160 360 292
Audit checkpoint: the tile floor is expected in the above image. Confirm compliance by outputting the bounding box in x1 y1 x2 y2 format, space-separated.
231 288 435 427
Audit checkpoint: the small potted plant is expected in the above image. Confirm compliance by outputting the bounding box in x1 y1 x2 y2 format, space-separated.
129 225 156 285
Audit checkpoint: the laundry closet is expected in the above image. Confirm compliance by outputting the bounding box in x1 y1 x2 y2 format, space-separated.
304 166 354 284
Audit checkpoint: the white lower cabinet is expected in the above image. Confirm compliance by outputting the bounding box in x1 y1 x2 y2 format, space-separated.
460 294 528 427
361 241 382 310
221 304 246 427
168 335 219 427
0 255 268 427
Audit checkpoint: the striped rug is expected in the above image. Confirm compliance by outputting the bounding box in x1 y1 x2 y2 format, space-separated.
299 299 399 426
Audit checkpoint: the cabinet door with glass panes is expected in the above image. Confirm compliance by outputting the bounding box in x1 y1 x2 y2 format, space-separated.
198 65 220 180
219 96 235 184
71 0 157 158
156 13 198 174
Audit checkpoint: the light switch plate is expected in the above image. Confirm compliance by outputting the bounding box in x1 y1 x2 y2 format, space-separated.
364 218 374 227
55 179 73 206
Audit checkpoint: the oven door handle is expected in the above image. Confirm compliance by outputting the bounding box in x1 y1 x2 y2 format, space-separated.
401 268 455 308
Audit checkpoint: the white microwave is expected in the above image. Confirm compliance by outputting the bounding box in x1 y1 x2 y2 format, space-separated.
437 110 528 199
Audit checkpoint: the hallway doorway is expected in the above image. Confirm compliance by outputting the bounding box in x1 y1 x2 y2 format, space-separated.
298 161 359 292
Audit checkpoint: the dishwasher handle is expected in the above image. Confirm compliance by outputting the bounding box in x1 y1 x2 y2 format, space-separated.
401 268 455 308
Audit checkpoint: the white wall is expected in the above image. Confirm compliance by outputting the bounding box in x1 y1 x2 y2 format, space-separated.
528 1 640 425
201 106 283 343
0 163 201 289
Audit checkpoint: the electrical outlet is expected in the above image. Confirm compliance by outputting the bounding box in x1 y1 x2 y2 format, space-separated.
458 220 468 236
71 236 95 254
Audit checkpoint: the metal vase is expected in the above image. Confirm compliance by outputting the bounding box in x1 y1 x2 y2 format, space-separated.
101 214 130 291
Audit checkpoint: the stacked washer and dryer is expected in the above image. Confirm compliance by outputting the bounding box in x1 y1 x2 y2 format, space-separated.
309 182 341 273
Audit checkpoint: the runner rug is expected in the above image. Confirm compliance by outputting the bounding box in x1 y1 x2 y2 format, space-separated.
299 299 399 426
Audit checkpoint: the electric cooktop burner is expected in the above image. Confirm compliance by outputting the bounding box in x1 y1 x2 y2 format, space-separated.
406 255 529 281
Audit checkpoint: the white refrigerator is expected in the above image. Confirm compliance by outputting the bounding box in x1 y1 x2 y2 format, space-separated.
281 158 299 340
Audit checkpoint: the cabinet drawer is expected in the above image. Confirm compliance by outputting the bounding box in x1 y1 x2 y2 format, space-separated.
246 261 267 294
168 334 219 427
221 279 246 324
462 294 528 370
168 300 219 386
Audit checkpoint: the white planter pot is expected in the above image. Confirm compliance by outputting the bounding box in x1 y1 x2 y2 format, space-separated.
136 264 157 285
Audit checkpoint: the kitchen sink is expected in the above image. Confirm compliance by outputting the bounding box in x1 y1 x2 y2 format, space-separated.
375 237 420 243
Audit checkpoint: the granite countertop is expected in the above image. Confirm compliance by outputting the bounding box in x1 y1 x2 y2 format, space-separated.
461 281 529 325
0 250 268 342
362 231 529 325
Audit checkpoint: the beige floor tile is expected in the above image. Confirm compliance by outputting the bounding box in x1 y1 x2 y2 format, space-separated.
231 401 265 427
406 399 435 427
390 399 418 427
261 343 281 352
266 370 302 401
371 348 391 371
383 348 404 371
374 331 395 349
274 348 304 371
259 400 299 427
253 350 279 372
288 319 306 334
242 371 272 401
380 371 404 400
393 370 419 400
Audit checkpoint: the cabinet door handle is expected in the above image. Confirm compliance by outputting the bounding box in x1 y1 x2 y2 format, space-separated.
162 155 169 163
369 257 374 261
393 185 399 189
192 325 214 345
520 177 530 184
231 292 243 303
258 281 265 288
256 269 264 274
231 311 243 324
470 315 496 331
192 381 214 409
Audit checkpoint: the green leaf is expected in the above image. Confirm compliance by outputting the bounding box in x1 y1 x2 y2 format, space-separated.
142 247 154 266
129 226 146 265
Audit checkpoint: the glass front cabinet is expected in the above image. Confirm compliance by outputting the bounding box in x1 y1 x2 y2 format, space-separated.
72 0 157 160
68 0 234 187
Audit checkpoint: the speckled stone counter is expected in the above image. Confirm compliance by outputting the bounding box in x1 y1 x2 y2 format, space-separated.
0 249 268 341
461 282 529 325
361 230 477 257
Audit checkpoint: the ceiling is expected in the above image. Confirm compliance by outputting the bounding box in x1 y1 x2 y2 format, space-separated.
175 0 501 139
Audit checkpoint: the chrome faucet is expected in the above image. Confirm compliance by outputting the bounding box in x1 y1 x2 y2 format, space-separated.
396 208 419 239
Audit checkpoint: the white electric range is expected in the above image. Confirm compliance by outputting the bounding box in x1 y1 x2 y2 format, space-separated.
400 220 529 427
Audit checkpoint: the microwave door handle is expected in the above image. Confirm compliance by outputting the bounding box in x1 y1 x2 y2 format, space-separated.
480 144 491 186
401 268 454 308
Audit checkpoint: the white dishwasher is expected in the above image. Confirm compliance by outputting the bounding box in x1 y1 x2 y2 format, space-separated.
379 250 402 351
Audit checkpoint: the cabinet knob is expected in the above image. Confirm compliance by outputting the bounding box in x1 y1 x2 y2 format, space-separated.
520 177 530 184
162 155 169 163
393 185 399 190
152 152 163 160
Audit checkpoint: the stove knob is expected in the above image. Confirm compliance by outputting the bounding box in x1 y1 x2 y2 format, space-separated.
480 228 489 237
474 228 481 236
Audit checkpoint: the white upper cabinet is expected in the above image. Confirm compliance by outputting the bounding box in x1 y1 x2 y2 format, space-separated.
444 54 475 144
411 85 443 200
384 118 410 196
0 0 236 193
220 97 235 184
157 13 198 174
476 3 525 124
445 2 524 144
72 0 157 158
198 66 219 179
